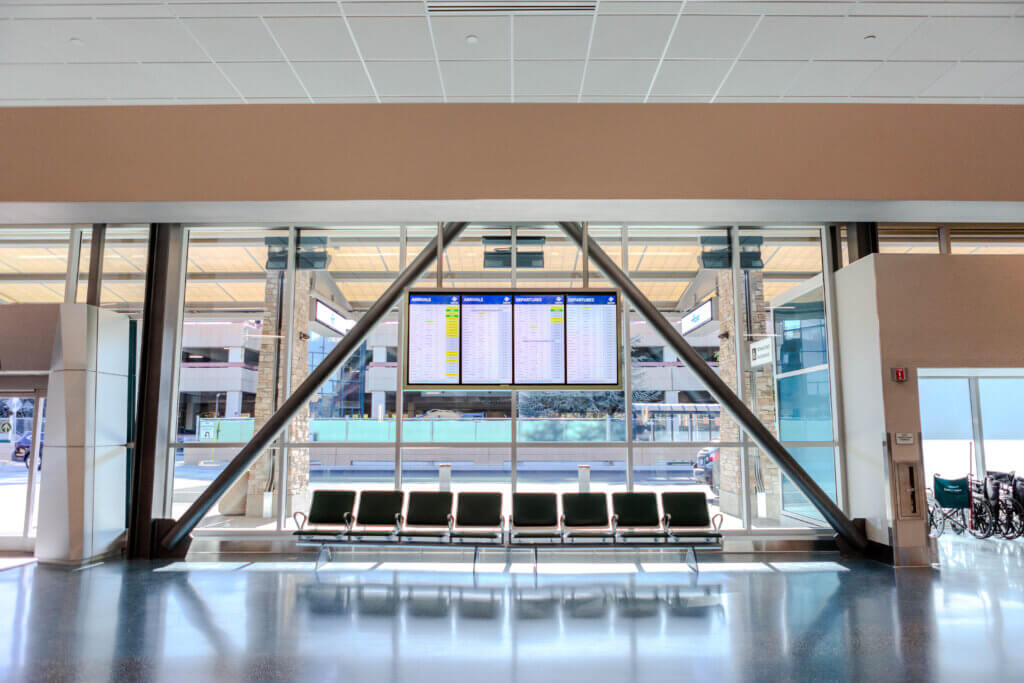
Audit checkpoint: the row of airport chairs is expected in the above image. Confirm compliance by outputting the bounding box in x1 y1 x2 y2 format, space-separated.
294 489 724 546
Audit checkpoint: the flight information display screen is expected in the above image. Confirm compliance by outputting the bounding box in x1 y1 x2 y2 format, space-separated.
513 294 565 384
407 294 461 384
405 290 619 388
566 294 619 384
461 294 513 384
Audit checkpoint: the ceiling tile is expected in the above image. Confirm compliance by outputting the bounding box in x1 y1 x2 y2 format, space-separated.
0 62 223 99
589 15 676 59
647 96 709 102
664 15 759 59
182 18 280 61
292 61 374 98
991 66 1024 98
431 15 509 60
889 18 1004 61
0 18 206 63
580 95 645 102
447 96 511 102
717 60 805 97
923 62 1023 97
263 18 359 61
582 60 658 96
968 20 1024 60
651 60 731 96
218 62 308 99
742 16 844 60
823 17 923 60
135 63 238 98
97 19 208 62
341 2 425 17
514 60 584 96
851 61 952 97
366 61 442 97
786 61 880 97
441 60 509 97
348 17 435 61
513 15 593 60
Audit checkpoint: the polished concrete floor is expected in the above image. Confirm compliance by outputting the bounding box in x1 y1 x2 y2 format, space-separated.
2 537 1024 682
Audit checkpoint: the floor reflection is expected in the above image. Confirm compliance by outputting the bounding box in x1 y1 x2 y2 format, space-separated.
1 545 1023 682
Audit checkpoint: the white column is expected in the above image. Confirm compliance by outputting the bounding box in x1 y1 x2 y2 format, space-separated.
226 391 242 417
36 305 129 565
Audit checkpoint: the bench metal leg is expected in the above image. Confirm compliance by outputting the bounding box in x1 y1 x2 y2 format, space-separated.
473 545 479 574
684 546 698 574
533 547 539 574
315 544 332 571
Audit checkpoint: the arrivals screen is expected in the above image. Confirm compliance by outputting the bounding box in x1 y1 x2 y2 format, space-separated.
406 291 619 388
461 294 513 384
406 294 461 384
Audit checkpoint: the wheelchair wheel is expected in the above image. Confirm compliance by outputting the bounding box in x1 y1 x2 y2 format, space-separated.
1004 499 1024 540
928 502 945 538
970 501 995 539
948 509 968 535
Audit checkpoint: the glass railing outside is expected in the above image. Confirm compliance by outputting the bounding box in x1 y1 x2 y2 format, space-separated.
185 415 725 444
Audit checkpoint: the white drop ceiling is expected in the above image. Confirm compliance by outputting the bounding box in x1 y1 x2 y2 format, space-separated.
0 1 1023 105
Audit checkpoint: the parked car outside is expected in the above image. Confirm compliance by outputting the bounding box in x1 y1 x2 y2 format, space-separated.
694 447 719 494
11 431 41 469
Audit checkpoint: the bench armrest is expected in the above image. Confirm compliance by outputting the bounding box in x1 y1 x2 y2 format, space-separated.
559 514 566 536
711 513 724 532
662 513 672 532
393 513 404 535
344 511 353 533
447 513 455 534
293 511 307 531
611 513 619 535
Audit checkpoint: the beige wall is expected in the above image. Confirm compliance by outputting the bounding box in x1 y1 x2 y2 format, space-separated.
1 104 1023 203
837 254 1024 555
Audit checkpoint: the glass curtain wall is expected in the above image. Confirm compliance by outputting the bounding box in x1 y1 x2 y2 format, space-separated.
166 223 847 534
287 227 403 527
514 225 627 496
171 227 285 530
737 228 834 528
625 226 736 527
0 228 75 544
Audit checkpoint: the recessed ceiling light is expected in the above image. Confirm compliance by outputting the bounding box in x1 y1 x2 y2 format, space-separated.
863 34 877 40
465 34 479 45
69 37 84 46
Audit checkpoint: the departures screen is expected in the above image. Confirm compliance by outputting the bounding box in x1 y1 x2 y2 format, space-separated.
406 291 619 388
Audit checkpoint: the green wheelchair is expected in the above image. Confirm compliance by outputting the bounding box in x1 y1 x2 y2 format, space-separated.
928 475 970 537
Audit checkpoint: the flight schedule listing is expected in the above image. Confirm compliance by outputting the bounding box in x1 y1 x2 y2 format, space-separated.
461 294 513 384
407 294 461 384
513 294 565 384
566 294 619 384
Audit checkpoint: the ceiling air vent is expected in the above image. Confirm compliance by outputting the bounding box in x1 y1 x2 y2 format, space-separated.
428 1 595 12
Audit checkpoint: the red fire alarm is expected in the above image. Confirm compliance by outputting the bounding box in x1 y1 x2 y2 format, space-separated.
891 367 908 383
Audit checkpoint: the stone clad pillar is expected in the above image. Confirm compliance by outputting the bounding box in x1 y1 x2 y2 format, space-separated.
245 271 311 518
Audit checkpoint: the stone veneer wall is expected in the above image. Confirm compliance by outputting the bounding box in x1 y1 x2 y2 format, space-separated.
246 270 311 517
715 269 781 521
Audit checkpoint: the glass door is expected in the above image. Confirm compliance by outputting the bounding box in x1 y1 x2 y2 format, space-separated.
0 392 45 542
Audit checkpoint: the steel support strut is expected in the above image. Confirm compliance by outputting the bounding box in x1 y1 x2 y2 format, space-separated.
159 221 470 553
557 221 868 552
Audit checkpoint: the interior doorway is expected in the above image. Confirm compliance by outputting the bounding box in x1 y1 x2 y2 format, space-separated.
0 392 45 547
919 370 1024 486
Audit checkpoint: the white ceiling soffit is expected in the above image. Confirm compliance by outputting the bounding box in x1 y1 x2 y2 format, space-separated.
2 200 1024 226
0 2 1023 105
